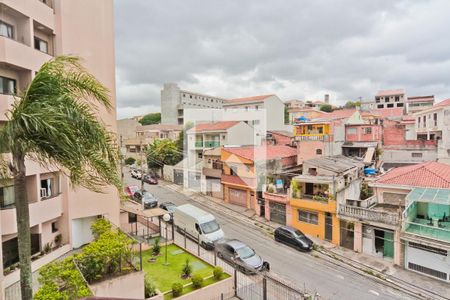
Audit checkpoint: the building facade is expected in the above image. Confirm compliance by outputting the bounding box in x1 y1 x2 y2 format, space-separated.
0 0 119 296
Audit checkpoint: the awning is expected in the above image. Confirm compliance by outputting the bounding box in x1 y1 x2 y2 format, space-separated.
406 188 450 205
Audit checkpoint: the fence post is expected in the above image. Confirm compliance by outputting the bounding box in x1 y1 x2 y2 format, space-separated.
263 277 267 300
139 243 143 271
197 233 200 257
214 247 217 266
158 217 162 236
184 228 187 249
171 221 175 240
234 266 237 297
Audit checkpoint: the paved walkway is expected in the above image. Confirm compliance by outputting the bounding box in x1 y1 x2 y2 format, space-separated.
161 180 450 300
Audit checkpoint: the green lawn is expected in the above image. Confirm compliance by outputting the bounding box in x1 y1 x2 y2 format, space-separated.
142 244 217 293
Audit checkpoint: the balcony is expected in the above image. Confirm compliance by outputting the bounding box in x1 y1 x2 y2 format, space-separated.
263 190 289 203
0 0 55 29
0 94 14 121
404 221 450 243
1 194 63 235
204 141 220 148
202 167 222 178
195 141 203 147
338 205 400 226
0 36 52 71
294 135 330 142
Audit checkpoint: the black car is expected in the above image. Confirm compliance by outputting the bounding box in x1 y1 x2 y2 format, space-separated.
215 239 269 274
274 226 313 252
159 202 176 222
132 190 158 209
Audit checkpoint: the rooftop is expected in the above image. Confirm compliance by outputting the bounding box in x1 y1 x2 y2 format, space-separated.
407 95 434 103
190 121 240 132
136 124 183 131
376 89 405 96
269 130 294 138
304 155 365 173
223 145 297 162
374 162 450 188
370 108 404 118
224 94 274 105
406 188 450 205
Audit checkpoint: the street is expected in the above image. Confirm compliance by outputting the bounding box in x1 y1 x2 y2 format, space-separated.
125 174 415 300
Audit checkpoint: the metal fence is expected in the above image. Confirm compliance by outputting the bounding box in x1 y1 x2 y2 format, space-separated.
159 219 316 300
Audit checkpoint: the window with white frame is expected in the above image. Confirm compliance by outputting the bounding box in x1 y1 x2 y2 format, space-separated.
0 20 13 39
298 210 318 225
34 36 48 53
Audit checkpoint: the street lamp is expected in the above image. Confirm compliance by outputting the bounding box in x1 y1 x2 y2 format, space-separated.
162 213 171 265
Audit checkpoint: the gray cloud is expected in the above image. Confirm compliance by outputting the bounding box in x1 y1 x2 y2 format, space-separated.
115 0 450 118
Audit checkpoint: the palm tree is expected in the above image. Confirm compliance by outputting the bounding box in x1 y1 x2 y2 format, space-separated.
0 56 121 300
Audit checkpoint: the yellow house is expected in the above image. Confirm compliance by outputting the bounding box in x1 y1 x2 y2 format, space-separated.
290 176 340 245
294 122 331 137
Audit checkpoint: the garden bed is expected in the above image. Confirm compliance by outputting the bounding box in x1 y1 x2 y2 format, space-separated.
142 244 230 299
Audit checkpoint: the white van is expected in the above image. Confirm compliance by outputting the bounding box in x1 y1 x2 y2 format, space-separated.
173 204 224 249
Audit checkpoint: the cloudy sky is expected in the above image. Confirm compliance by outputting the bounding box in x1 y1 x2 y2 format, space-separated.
114 0 450 119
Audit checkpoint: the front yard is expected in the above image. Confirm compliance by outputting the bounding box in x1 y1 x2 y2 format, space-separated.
142 244 229 298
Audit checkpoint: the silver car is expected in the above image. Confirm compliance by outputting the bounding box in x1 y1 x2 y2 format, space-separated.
216 239 269 274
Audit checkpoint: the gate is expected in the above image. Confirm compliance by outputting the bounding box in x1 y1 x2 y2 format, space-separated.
325 212 333 241
269 202 286 225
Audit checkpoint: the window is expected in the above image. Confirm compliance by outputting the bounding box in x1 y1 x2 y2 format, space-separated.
397 103 404 107
255 105 259 110
252 120 260 125
418 117 421 128
316 149 322 155
363 127 372 134
0 186 15 208
230 166 238 176
375 97 380 103
0 20 13 39
434 113 437 126
40 178 53 198
395 96 400 102
298 210 318 225
377 104 383 109
34 37 48 53
189 95 192 99
411 152 423 158
385 97 390 103
387 103 394 108
51 221 58 233
0 76 16 95
197 152 203 159
347 128 357 134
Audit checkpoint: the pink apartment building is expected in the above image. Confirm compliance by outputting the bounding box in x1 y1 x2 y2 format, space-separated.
0 0 119 297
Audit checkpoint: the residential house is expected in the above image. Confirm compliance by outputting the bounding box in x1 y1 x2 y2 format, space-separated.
285 99 305 110
221 145 297 217
200 147 223 199
290 156 364 246
160 83 225 125
406 95 434 114
414 99 450 165
117 118 140 140
374 89 406 110
223 95 286 131
264 131 294 146
0 0 119 297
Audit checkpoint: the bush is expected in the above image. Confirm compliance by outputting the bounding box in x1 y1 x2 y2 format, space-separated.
90 218 112 239
152 237 161 256
43 242 52 254
54 234 62 246
181 258 192 278
213 266 223 280
172 282 183 297
144 274 157 298
125 157 136 165
191 274 203 289
267 185 274 193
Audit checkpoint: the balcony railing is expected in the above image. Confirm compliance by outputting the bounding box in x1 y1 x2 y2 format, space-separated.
339 205 400 226
195 141 203 147
404 221 450 243
212 161 223 170
294 135 330 141
300 193 329 202
204 141 220 148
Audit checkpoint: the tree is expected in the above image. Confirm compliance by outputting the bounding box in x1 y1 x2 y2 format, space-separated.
319 104 333 112
138 113 161 125
175 122 194 158
344 101 361 109
124 157 136 165
0 56 121 299
284 106 290 124
146 139 182 177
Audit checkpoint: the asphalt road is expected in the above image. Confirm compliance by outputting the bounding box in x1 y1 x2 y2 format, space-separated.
125 174 415 300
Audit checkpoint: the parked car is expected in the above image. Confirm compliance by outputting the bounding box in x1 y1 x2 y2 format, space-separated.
159 201 177 222
143 174 158 184
173 204 224 249
215 239 270 274
124 185 139 198
274 226 313 252
131 169 142 179
133 190 158 209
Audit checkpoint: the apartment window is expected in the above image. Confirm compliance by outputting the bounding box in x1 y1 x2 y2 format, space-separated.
51 221 58 233
189 95 192 99
387 103 394 108
411 152 423 158
0 186 15 208
316 149 322 155
423 116 426 126
255 105 259 110
395 96 400 102
0 76 17 95
197 152 203 159
397 103 404 107
298 210 318 225
40 178 53 198
363 127 372 134
385 97 390 103
377 104 383 109
434 113 437 126
417 117 421 128
34 37 48 53
245 106 249 111
252 120 260 125
375 97 380 103
0 20 13 39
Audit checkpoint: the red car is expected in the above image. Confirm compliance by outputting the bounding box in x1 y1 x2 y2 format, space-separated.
143 174 158 185
124 185 139 198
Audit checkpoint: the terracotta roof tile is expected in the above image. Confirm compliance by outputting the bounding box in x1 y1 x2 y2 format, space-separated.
223 145 296 161
433 98 450 108
221 174 256 188
191 121 240 132
375 162 450 188
225 94 274 104
369 108 404 118
376 89 405 96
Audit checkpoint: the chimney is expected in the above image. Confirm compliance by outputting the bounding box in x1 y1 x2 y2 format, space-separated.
324 94 330 104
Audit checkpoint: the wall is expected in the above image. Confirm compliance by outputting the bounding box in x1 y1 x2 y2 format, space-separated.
163 165 175 182
227 122 256 146
345 125 382 142
264 96 285 130
297 141 324 164
175 276 233 300
117 118 139 140
161 83 180 125
90 271 145 299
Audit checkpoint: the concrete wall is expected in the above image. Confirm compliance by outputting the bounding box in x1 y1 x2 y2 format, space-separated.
175 276 233 300
90 271 145 299
117 119 139 140
227 122 256 146
163 165 175 182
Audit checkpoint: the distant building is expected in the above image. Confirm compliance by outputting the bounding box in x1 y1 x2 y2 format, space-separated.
285 99 305 110
406 95 434 114
117 118 140 140
161 83 225 125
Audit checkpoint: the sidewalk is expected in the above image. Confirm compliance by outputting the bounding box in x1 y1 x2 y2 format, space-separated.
161 181 450 300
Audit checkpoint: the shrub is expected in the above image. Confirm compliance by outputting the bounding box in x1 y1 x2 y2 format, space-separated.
144 274 157 298
125 157 136 165
152 237 161 256
54 234 62 246
90 218 112 239
213 266 223 280
191 274 203 289
172 282 183 297
267 185 274 193
43 242 52 254
181 258 192 278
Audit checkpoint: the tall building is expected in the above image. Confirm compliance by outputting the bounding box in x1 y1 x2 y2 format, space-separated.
160 83 225 125
0 0 119 297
